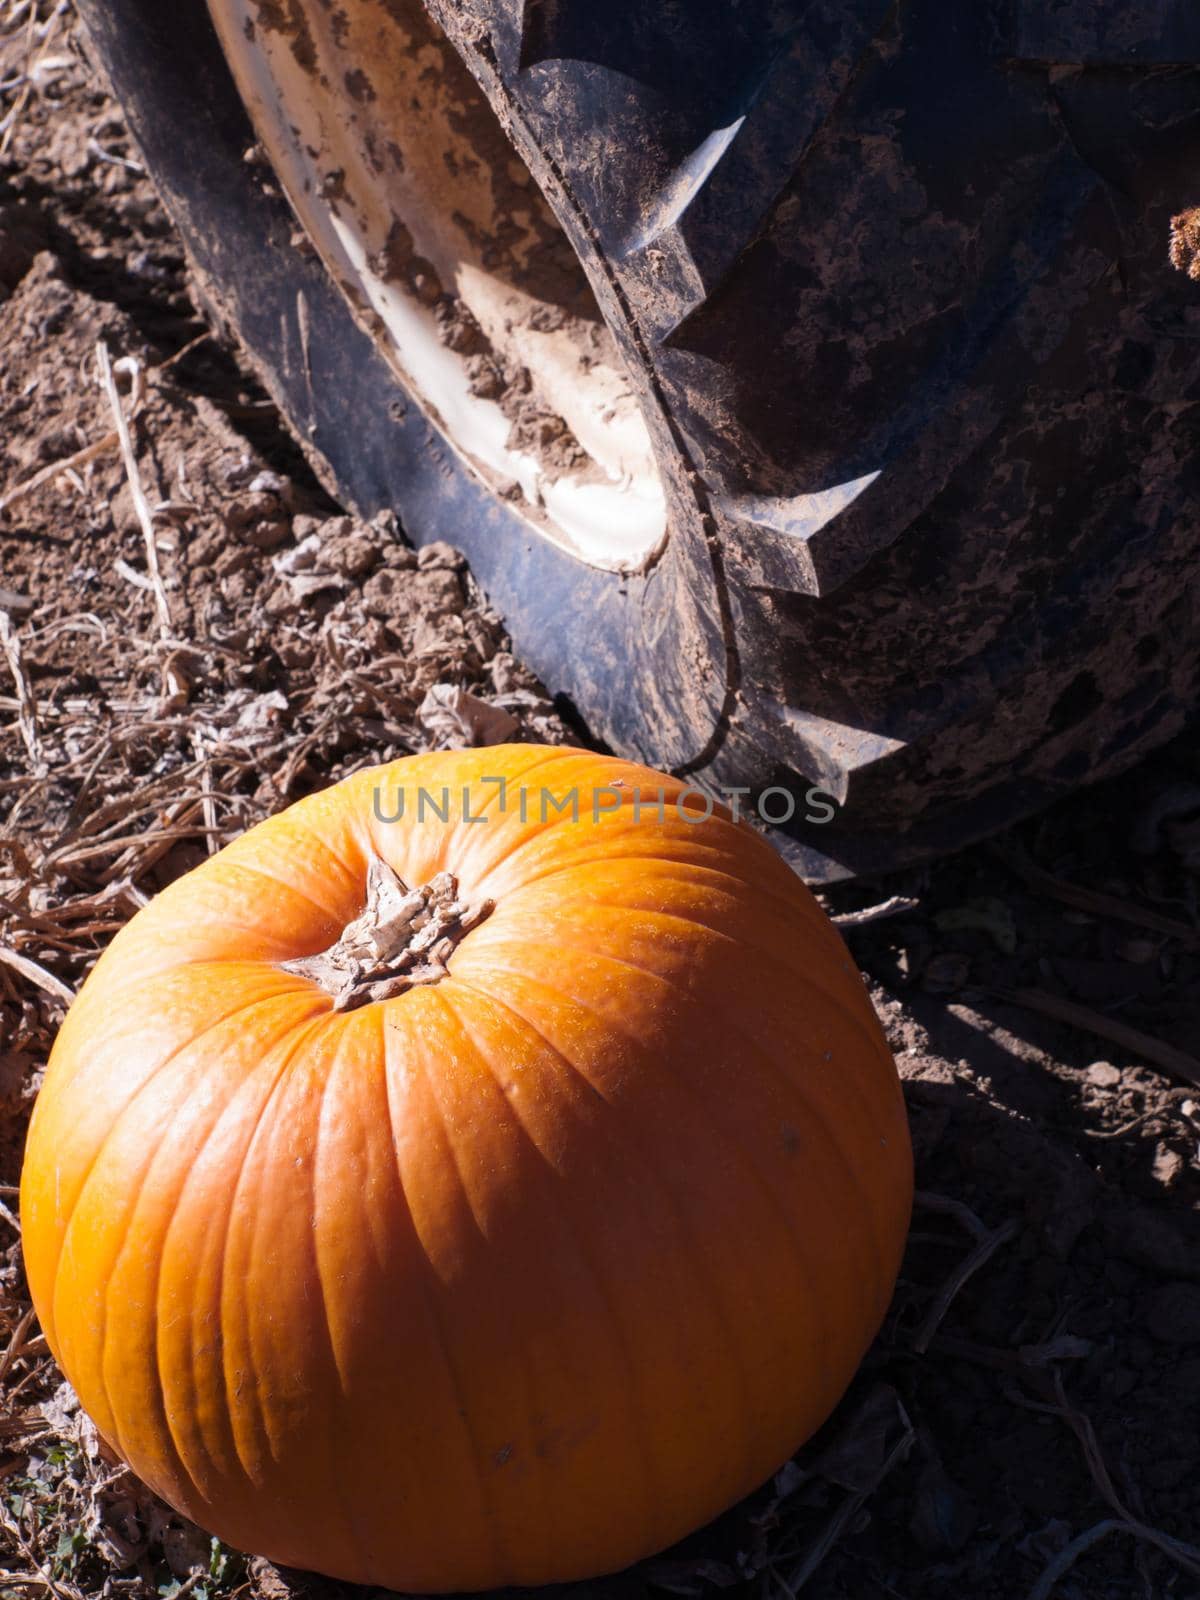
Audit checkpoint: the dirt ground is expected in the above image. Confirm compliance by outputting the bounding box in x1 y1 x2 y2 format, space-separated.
3 8 1200 1600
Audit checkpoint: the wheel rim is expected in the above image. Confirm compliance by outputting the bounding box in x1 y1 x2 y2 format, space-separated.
206 0 670 573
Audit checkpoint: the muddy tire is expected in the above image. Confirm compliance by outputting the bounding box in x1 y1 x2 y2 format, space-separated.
76 0 1200 879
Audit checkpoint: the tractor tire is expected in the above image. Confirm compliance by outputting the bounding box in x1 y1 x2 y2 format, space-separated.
76 0 1200 880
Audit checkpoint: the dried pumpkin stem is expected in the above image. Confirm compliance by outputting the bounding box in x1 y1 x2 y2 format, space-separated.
281 855 493 1010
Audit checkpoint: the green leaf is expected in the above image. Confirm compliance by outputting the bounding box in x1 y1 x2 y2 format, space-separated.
52 1527 87 1571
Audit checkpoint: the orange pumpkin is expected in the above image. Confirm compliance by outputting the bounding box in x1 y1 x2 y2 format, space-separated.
21 745 911 1591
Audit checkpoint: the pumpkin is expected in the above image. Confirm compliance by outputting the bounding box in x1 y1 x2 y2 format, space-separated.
20 745 911 1591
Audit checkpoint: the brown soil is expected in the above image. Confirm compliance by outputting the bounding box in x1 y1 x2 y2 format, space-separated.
3 10 1200 1600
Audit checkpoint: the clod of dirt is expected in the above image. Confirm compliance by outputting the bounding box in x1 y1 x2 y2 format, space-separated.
504 405 589 474
294 515 381 578
1085 1060 1122 1087
226 485 293 549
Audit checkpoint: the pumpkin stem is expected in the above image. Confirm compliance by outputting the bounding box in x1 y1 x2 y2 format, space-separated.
281 855 494 1011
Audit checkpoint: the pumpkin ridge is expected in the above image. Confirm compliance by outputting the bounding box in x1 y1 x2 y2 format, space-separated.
438 972 732 1561
498 855 843 934
219 1011 347 1491
432 979 662 1568
399 744 580 892
44 980 317 1353
507 905 895 1124
466 914 890 1107
555 853 839 928
310 1029 359 1406
479 830 831 923
379 1001 513 1584
275 1024 382 1583
299 1003 474 1585
422 983 561 1581
147 1007 332 1507
94 1083 215 1484
225 780 366 886
470 834 757 902
456 947 891 1350
100 1007 317 1497
456 959 886 1470
357 745 603 895
198 855 358 939
442 971 762 1513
